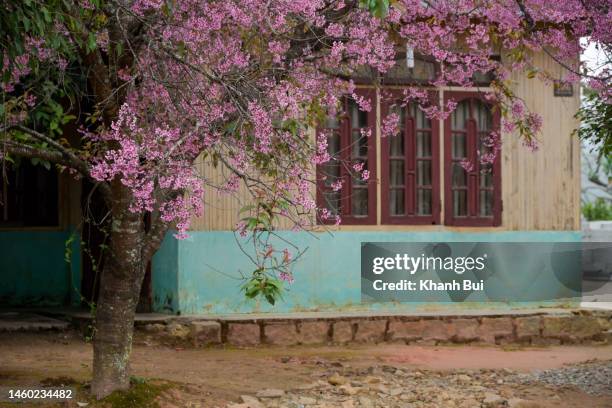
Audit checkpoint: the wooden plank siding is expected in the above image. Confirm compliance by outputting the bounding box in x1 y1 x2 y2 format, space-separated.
190 52 581 232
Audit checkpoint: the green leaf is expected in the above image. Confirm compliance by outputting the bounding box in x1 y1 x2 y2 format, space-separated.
239 204 256 214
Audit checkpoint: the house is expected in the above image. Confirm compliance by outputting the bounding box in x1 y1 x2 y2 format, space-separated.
151 52 582 315
0 51 581 315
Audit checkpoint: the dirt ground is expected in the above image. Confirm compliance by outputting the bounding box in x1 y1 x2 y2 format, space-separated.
1 330 611 407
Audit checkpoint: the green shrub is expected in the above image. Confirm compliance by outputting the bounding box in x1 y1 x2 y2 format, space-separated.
582 198 612 221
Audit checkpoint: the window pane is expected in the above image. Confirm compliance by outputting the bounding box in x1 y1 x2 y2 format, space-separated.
479 190 493 216
474 100 492 131
409 103 417 120
328 132 340 156
390 160 405 186
322 163 340 186
417 160 431 186
324 191 341 215
352 188 368 216
353 160 368 186
478 133 492 155
0 163 59 227
349 99 368 128
452 164 467 187
352 131 368 158
390 103 406 129
480 172 493 188
452 133 466 158
389 131 404 156
452 100 469 130
390 189 405 216
417 189 432 215
416 131 431 157
416 107 431 129
453 190 468 216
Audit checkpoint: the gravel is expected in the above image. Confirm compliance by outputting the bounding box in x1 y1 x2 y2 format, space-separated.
227 359 612 408
516 360 612 396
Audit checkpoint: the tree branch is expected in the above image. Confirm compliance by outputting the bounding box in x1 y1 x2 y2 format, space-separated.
1 139 69 164
1 125 113 204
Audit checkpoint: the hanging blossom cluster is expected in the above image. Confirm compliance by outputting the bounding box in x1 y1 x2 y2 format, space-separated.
92 0 609 236
3 0 611 240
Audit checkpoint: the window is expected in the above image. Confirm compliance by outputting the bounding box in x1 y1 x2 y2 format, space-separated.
316 89 501 227
317 89 377 224
381 92 440 224
444 92 501 226
0 162 59 227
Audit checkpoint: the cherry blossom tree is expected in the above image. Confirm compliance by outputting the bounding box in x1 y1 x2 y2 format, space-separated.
1 0 610 398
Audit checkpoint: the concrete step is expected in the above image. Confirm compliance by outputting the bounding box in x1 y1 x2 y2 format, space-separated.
0 311 70 332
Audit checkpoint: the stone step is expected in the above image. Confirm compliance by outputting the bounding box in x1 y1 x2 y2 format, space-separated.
0 312 70 332
135 309 612 348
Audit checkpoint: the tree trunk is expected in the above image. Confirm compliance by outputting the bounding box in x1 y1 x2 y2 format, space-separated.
90 184 147 399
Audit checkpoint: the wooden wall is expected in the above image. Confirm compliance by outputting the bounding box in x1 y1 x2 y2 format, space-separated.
500 52 581 230
191 52 581 232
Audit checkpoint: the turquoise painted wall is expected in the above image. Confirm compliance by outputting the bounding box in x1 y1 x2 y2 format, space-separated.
152 230 582 315
0 230 80 307
152 234 179 313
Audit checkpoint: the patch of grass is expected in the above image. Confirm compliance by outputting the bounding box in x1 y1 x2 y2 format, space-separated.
100 380 171 408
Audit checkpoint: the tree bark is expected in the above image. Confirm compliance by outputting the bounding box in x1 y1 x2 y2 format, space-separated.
90 182 148 399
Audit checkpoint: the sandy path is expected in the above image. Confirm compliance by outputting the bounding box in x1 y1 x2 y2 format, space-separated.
1 331 611 406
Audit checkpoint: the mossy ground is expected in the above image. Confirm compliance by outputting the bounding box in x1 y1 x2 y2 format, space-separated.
0 377 173 408
96 379 172 408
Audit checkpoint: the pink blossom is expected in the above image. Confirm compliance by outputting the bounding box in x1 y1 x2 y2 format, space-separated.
381 112 400 137
279 271 294 283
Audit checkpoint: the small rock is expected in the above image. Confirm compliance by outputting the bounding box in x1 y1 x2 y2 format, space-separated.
363 376 381 384
460 399 480 408
166 323 190 339
456 374 472 383
144 323 166 333
338 384 358 395
400 392 416 402
328 373 348 386
239 395 264 408
298 396 317 405
358 396 374 408
255 388 285 398
507 398 531 408
373 384 389 394
340 400 354 408
483 392 505 407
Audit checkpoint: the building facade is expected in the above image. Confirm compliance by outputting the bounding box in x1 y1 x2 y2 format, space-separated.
0 52 581 315
151 52 582 315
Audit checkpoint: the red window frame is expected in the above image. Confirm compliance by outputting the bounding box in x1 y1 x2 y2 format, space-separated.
381 91 440 225
316 89 377 225
444 92 502 226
